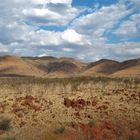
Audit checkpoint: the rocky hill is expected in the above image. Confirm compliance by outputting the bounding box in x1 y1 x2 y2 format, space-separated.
0 55 139 77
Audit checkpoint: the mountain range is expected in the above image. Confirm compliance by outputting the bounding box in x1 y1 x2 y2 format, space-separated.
0 55 139 78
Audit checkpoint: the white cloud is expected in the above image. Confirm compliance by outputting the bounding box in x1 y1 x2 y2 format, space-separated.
72 4 131 34
0 0 139 61
23 0 78 26
63 48 74 52
114 13 140 37
61 29 82 43
0 43 9 53
70 3 132 48
30 0 72 4
48 0 72 4
114 21 137 37
130 0 140 7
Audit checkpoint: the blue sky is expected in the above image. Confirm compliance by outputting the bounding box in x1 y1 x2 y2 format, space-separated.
0 0 140 61
72 0 117 7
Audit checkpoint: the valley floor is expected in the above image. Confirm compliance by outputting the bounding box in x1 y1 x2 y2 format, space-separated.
0 76 140 140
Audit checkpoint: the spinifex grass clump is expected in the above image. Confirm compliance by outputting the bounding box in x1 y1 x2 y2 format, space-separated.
2 137 16 140
0 118 11 131
54 127 65 134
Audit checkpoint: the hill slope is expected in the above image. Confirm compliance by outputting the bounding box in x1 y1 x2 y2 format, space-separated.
112 58 140 77
0 55 139 77
82 59 120 76
0 56 46 77
24 56 86 77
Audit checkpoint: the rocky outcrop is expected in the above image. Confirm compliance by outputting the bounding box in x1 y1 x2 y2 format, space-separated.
64 98 92 109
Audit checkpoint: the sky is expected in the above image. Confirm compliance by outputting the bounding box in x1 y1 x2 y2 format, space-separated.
0 0 140 62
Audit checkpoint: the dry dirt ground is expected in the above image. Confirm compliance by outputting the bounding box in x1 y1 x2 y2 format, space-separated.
0 76 140 140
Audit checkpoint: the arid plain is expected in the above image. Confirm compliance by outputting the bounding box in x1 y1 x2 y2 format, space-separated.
0 56 140 140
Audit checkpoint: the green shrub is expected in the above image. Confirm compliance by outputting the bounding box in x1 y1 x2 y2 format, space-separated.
2 137 16 140
54 127 65 134
88 120 96 127
0 118 11 131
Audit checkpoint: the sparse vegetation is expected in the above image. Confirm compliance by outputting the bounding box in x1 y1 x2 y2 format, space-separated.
0 76 140 89
0 76 139 140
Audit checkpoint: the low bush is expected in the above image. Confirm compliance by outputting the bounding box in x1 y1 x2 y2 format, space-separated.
0 118 11 131
54 127 65 134
2 137 16 140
